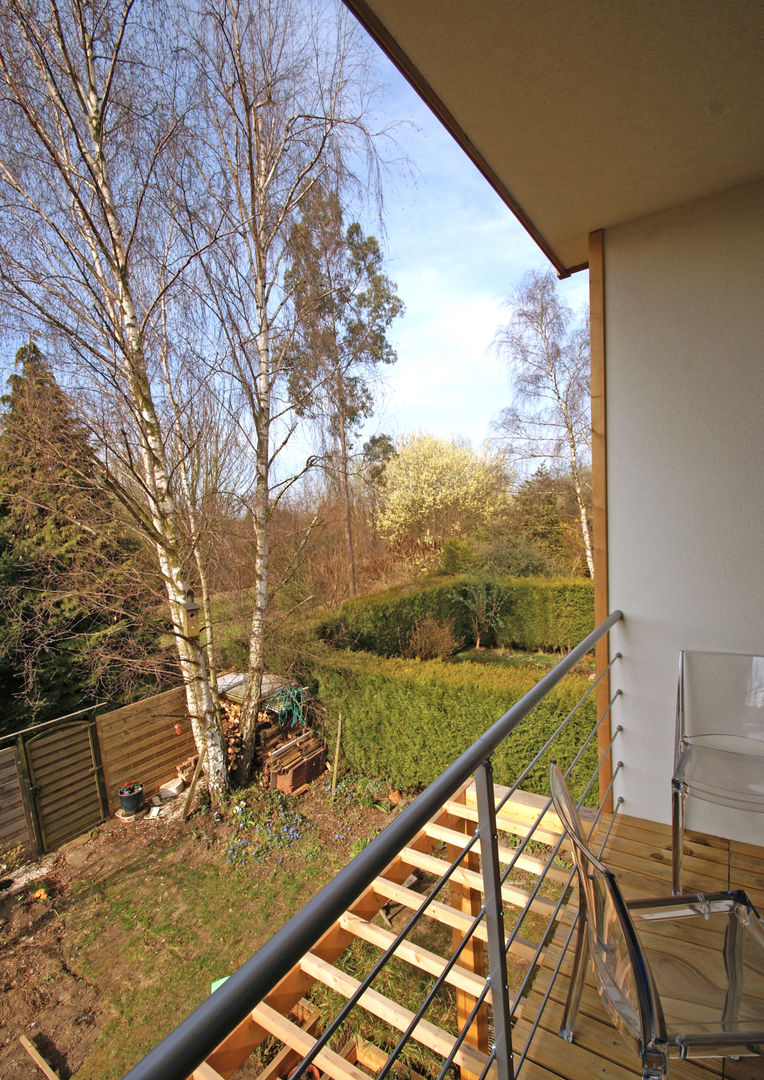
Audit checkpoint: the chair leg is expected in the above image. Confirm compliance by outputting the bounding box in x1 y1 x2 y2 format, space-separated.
641 1056 667 1079
671 781 685 895
722 903 744 1024
559 906 589 1041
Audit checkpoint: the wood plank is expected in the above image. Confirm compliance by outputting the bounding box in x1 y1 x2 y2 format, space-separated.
251 1002 372 1080
449 788 568 849
254 1002 322 1080
422 820 570 884
206 1015 266 1076
353 1035 390 1073
19 1036 60 1080
445 803 488 1080
299 953 490 1078
191 1063 226 1080
371 877 536 962
338 912 492 1003
398 846 564 922
588 228 614 814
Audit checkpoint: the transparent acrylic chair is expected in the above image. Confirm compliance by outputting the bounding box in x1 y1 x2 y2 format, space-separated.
549 762 764 1078
672 650 764 894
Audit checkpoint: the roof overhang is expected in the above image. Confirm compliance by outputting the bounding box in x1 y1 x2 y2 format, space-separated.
344 0 764 276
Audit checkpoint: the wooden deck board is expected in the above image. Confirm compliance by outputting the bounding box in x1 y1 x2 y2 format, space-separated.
512 803 763 1080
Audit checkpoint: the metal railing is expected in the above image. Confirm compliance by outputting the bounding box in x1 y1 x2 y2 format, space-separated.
124 610 623 1080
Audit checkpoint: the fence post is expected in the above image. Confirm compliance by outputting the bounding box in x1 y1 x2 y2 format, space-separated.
15 734 43 856
88 711 109 821
475 758 514 1080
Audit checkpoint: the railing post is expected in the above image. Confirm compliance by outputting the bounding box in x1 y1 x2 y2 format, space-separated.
475 759 514 1080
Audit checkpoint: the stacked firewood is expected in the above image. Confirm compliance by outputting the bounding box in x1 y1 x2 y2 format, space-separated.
220 697 325 791
221 699 274 770
220 697 244 769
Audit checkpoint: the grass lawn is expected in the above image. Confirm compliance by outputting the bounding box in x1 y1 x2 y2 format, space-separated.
0 776 389 1080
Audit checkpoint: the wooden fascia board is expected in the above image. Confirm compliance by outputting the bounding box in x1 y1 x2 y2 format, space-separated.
589 228 613 813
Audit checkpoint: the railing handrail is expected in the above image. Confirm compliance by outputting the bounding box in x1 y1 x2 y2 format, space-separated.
123 609 623 1080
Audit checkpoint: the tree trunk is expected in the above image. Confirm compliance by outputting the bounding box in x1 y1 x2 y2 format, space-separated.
85 90 228 800
566 428 595 577
337 398 357 598
235 271 271 783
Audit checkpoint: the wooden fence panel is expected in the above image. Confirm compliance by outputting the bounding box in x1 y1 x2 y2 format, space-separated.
0 746 35 859
97 687 197 813
25 722 104 851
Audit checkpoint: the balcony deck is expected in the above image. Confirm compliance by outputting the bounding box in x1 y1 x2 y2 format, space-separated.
516 803 764 1080
188 782 764 1080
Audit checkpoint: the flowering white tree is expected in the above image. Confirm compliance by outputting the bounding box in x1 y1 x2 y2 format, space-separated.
378 433 511 550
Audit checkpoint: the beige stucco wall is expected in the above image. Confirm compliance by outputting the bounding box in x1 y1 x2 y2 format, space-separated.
605 179 764 840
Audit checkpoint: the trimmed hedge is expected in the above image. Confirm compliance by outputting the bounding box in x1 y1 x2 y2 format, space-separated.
313 648 597 800
315 576 593 656
498 579 594 651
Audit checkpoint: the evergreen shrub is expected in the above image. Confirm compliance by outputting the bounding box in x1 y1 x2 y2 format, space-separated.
314 648 597 799
315 576 593 656
497 579 594 651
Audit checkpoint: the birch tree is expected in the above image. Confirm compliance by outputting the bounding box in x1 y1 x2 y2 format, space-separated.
185 0 382 780
0 0 229 797
493 270 594 577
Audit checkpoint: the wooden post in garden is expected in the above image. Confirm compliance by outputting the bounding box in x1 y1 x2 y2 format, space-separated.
331 714 342 801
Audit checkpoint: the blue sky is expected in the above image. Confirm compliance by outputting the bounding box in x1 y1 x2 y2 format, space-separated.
353 46 590 454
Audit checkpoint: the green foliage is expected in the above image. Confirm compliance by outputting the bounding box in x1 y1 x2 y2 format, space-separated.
439 537 478 574
313 648 597 798
315 576 474 656
286 185 402 464
315 575 593 656
0 346 169 732
497 579 594 651
454 573 505 648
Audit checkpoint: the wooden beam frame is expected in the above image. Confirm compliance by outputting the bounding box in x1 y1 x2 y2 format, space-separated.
589 229 613 813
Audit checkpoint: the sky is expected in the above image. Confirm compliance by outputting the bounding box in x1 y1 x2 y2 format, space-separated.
350 43 591 455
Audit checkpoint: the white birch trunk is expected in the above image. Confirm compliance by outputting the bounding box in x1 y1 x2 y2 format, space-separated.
79 38 228 799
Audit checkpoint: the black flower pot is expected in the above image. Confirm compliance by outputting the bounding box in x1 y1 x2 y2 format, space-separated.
118 785 144 813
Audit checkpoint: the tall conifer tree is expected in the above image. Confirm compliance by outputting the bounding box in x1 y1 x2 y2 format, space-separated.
0 346 167 732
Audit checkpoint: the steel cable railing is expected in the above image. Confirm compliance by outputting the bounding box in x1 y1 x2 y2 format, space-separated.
511 776 625 1074
123 610 622 1080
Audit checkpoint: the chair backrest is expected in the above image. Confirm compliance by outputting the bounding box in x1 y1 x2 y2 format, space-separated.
677 650 764 756
548 763 665 1053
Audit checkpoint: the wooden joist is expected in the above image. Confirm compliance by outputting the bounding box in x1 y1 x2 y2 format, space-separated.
251 1003 371 1080
371 875 538 962
397 845 565 923
298 953 491 1078
189 776 757 1080
421 819 570 885
190 1062 227 1080
338 911 492 1004
254 1001 322 1080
